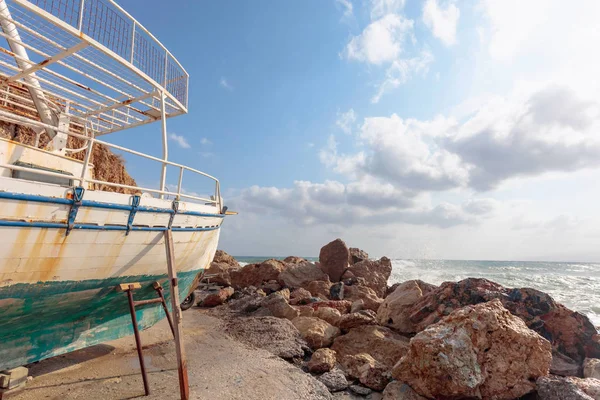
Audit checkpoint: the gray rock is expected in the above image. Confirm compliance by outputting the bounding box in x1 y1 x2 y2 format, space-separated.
319 368 349 392
382 381 427 400
349 384 372 396
552 350 582 377
330 282 345 300
537 375 600 400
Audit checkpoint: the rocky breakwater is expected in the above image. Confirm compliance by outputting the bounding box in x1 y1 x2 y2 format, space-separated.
195 239 600 399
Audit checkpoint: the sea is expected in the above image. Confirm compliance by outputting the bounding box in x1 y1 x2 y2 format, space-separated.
235 257 600 327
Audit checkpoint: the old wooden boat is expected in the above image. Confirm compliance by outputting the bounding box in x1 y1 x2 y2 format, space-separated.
0 0 225 370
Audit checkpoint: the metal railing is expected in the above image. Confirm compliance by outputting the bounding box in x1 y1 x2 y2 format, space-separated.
0 108 222 210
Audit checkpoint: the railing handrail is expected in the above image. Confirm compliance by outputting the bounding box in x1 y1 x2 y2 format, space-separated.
0 108 221 208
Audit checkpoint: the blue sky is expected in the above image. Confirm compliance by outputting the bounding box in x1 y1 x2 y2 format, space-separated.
109 0 600 261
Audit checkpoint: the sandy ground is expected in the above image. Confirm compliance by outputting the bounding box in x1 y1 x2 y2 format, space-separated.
8 309 332 400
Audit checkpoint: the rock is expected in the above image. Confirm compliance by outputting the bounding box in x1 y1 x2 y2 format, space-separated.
260 280 282 294
343 276 368 287
311 300 352 314
553 350 582 377
349 247 369 264
341 353 390 391
349 385 372 396
227 291 266 313
262 292 299 320
284 256 307 264
319 369 349 392
344 285 383 312
292 317 341 349
308 348 338 374
385 283 401 298
320 239 352 282
294 305 315 317
585 358 600 379
332 325 409 370
382 381 427 400
213 249 240 267
350 300 364 313
204 250 240 286
290 288 314 305
225 316 309 359
201 287 234 307
230 259 287 289
330 282 345 300
307 280 333 300
393 299 552 400
337 311 377 331
376 280 437 334
278 288 291 301
341 258 392 298
537 376 600 400
279 261 330 289
315 307 342 326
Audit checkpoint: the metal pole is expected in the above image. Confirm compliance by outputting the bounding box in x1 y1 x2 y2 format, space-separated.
126 286 150 396
155 285 176 337
0 0 58 137
164 230 189 400
159 91 168 199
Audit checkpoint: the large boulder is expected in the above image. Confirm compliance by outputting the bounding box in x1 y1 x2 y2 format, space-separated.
203 250 240 286
230 259 286 289
382 381 427 400
401 278 600 362
337 310 377 331
319 239 352 282
308 348 337 374
201 287 234 307
225 316 309 359
344 285 383 312
262 292 299 320
341 353 390 391
314 307 342 326
349 247 369 264
377 280 437 333
537 376 600 400
393 299 552 400
279 261 330 289
341 257 392 298
292 317 341 349
585 359 600 379
331 325 409 370
290 288 314 305
307 280 333 300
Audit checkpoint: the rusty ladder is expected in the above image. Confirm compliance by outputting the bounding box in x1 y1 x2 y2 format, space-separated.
120 230 190 399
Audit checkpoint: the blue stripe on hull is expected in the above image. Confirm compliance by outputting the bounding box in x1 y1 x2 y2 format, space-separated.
0 269 201 370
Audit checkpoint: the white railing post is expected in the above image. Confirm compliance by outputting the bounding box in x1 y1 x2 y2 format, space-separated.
130 22 136 63
77 0 85 31
176 166 183 199
159 90 168 199
80 129 94 188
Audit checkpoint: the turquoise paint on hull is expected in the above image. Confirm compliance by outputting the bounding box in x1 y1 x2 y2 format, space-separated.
0 269 201 370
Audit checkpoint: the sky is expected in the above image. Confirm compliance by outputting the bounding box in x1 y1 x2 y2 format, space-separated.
110 0 600 261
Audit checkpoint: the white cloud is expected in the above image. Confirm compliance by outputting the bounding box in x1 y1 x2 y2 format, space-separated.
307 142 315 148
422 0 460 46
370 0 405 20
372 49 434 103
336 108 357 134
220 77 233 91
200 137 212 145
168 133 190 149
345 14 414 65
335 0 354 20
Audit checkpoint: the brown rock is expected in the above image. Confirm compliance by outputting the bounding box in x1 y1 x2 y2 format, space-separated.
201 287 234 307
377 280 437 333
344 285 383 312
382 381 427 400
393 299 552 400
585 358 600 379
230 259 287 289
337 311 377 331
342 257 392 298
262 292 299 320
278 288 291 301
279 261 330 290
290 288 313 305
311 300 352 314
212 250 240 267
332 325 409 370
284 256 308 264
349 247 369 264
319 239 352 282
402 278 600 363
314 307 342 326
308 348 337 373
307 280 333 300
341 353 390 391
385 282 401 298
225 316 309 359
292 317 341 349
294 305 315 317
552 350 581 377
537 375 600 400
260 280 282 294
350 300 364 313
